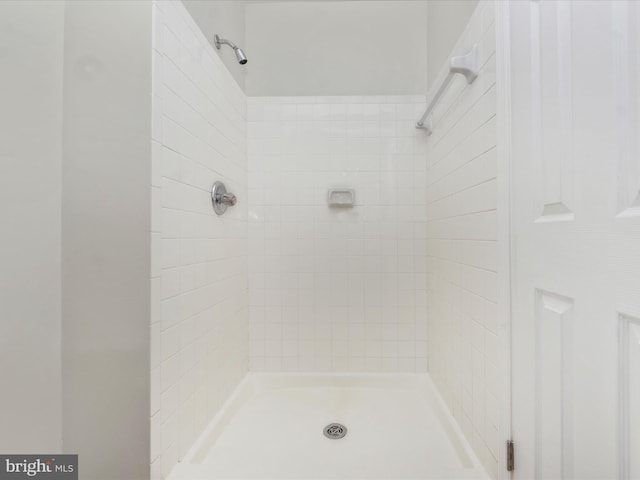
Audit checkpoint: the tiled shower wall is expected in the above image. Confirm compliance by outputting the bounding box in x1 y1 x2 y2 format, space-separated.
424 1 499 478
247 96 429 372
150 1 248 478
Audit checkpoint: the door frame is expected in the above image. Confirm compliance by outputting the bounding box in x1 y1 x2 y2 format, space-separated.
495 1 513 478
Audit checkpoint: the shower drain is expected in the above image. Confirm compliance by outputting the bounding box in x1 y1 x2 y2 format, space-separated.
323 423 347 439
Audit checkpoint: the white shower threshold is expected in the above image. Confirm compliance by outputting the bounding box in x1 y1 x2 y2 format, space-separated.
168 373 489 480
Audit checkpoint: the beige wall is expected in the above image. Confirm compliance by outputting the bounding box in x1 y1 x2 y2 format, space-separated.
0 4 152 477
427 0 478 89
0 0 64 453
182 0 248 91
182 0 476 95
245 1 428 96
61 1 151 479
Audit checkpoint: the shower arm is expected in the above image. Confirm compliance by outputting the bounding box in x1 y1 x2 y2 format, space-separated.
213 34 248 64
214 35 238 50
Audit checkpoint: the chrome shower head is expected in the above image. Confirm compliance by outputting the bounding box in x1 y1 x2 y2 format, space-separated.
214 34 248 65
235 48 248 65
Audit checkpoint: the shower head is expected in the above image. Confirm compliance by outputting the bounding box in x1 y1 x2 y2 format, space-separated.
214 34 248 65
235 47 248 65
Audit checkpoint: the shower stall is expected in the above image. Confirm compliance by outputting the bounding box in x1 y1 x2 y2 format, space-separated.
150 0 497 477
2 1 639 480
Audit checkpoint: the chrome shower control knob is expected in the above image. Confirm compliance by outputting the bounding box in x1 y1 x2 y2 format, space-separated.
211 181 237 215
219 192 237 206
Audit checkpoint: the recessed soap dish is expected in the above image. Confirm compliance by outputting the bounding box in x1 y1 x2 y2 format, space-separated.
328 188 355 207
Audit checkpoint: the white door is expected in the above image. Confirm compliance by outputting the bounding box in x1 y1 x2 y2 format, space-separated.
508 1 640 478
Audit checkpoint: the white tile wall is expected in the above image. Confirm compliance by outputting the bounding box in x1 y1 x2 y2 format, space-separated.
427 1 499 478
425 2 498 478
151 1 248 478
247 95 429 373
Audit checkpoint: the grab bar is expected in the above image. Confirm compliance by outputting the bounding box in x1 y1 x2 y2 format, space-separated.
416 44 479 134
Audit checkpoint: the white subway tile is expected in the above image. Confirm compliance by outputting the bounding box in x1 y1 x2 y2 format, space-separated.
425 2 497 474
152 0 248 473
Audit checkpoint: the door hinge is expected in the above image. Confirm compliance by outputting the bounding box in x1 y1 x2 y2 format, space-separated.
507 440 515 472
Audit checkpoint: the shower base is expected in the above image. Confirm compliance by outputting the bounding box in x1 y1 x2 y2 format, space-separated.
168 373 488 479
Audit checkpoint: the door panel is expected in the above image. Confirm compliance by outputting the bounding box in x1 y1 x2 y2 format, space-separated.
620 314 640 479
534 290 574 480
612 1 640 218
509 1 640 479
533 1 574 222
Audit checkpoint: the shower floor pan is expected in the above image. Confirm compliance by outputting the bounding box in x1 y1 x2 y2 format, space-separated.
169 373 488 480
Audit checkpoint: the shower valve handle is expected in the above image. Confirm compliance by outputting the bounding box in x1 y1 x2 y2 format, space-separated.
219 192 237 206
211 181 237 215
